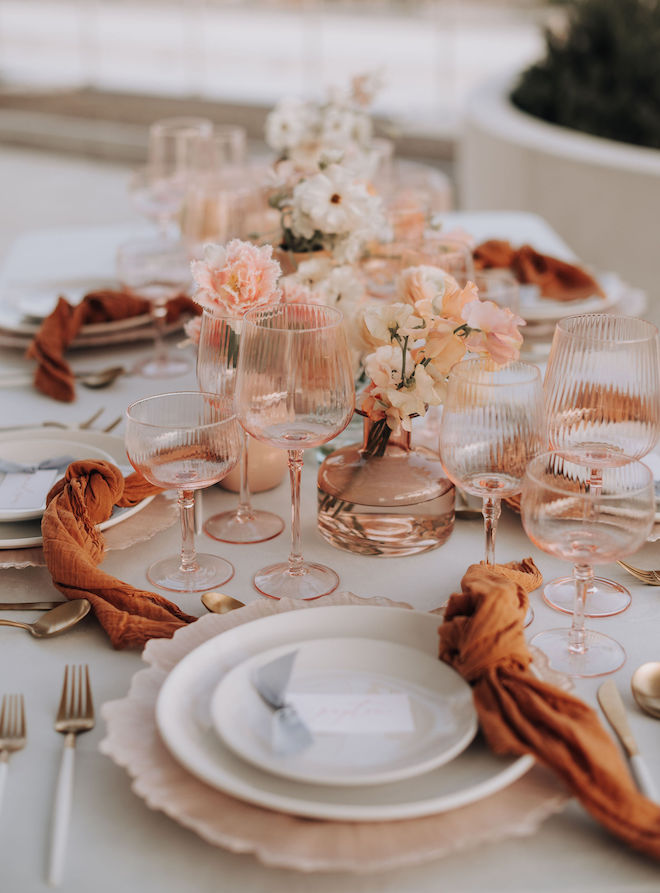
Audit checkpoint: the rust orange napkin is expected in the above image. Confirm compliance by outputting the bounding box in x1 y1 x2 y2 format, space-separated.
42 460 195 649
439 564 660 861
26 290 200 403
474 239 605 302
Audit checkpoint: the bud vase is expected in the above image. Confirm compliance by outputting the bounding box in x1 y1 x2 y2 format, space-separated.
317 416 455 556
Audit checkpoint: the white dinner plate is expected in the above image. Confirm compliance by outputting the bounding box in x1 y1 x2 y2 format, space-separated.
517 271 625 322
211 637 477 787
0 428 154 549
156 606 534 822
0 437 114 521
0 301 153 337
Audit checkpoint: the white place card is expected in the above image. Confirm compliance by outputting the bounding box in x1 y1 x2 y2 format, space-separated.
288 693 415 735
0 469 58 510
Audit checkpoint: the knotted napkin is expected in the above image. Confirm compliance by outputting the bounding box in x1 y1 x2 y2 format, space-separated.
26 290 200 403
42 460 195 649
474 240 605 302
439 564 660 861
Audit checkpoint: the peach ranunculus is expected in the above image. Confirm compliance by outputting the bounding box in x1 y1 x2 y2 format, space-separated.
462 299 525 366
191 239 282 315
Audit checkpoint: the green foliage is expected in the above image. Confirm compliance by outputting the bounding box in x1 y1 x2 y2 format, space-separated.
511 0 660 149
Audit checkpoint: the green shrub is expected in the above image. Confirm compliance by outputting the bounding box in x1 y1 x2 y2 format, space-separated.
511 0 660 149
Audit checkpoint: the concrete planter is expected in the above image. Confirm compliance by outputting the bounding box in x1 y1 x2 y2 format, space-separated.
458 77 660 312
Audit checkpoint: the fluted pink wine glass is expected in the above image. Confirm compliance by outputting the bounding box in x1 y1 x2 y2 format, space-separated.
196 309 285 543
439 358 546 626
521 451 655 676
125 391 241 592
235 303 355 599
543 314 660 617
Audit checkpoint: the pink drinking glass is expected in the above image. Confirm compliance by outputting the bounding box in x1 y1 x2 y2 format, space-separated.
235 303 355 600
125 391 241 592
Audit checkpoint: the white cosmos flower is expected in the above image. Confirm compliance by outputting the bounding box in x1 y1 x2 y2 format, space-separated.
290 164 375 237
265 98 319 154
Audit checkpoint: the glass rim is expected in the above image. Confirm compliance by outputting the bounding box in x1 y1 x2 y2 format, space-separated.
448 357 541 386
556 313 659 345
242 302 345 332
523 450 654 499
126 391 236 431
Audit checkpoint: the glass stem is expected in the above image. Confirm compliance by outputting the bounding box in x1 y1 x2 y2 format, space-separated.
152 300 169 367
569 563 593 654
287 449 305 576
482 495 501 566
178 489 198 573
235 429 254 523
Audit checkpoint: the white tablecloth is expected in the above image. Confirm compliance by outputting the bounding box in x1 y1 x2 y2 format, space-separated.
1 214 659 892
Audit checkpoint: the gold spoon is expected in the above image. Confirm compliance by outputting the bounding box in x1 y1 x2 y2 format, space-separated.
0 599 90 638
77 365 126 390
201 591 245 614
631 662 660 719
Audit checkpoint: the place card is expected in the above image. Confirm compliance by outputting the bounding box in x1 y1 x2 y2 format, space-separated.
0 469 58 511
287 693 415 735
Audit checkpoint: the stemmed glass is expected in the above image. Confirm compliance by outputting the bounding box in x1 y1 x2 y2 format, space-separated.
116 236 192 378
125 392 241 592
439 358 546 621
196 309 285 544
235 303 355 599
521 451 655 676
543 314 660 616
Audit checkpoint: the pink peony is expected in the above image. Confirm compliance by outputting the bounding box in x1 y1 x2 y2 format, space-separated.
462 299 525 366
191 239 282 315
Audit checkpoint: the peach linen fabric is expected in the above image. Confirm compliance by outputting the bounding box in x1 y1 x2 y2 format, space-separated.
439 565 660 861
474 240 605 302
42 460 195 649
26 290 200 402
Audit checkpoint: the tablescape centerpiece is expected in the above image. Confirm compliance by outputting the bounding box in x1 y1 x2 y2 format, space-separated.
192 239 288 543
235 303 355 600
317 265 527 556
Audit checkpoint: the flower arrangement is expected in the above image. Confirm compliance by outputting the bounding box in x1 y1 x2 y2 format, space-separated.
357 265 525 456
265 71 383 171
279 255 365 319
276 161 389 263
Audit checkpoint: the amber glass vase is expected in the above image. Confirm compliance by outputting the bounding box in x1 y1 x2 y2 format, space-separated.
317 416 455 557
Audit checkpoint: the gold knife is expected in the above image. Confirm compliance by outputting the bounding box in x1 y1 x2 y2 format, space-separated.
597 679 658 801
0 601 64 611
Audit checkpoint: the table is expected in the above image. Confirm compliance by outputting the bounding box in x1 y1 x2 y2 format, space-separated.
1 215 659 892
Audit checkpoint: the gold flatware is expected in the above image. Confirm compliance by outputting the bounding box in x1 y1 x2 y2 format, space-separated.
631 662 660 719
0 600 90 637
48 665 95 886
101 415 122 433
0 365 125 390
616 560 660 585
0 694 26 816
201 591 246 614
0 601 64 611
78 407 105 430
597 679 658 801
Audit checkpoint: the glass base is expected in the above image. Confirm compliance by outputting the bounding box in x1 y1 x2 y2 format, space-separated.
134 353 191 379
254 561 339 600
147 553 234 592
543 576 631 617
204 509 284 544
530 628 626 677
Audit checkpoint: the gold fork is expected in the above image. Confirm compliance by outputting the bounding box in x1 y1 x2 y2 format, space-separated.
0 694 26 815
48 665 95 886
617 560 660 585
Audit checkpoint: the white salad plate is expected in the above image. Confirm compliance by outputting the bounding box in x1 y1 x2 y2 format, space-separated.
0 429 153 549
211 635 478 787
517 271 626 322
156 605 534 822
0 437 114 521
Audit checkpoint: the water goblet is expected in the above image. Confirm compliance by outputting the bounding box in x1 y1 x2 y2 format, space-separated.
235 303 355 600
439 357 546 567
521 451 655 676
125 392 241 592
196 309 285 544
543 313 660 616
116 236 192 379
